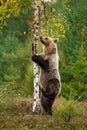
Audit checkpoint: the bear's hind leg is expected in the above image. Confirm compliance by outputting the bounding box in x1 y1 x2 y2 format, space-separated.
41 94 54 115
41 79 60 115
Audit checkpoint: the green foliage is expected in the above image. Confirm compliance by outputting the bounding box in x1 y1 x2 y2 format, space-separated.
0 0 87 100
24 126 30 130
0 32 33 97
57 0 87 100
61 83 78 100
54 99 80 122
71 58 87 83
61 82 87 100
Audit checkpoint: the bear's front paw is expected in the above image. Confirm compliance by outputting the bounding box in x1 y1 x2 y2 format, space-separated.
32 55 38 62
32 55 36 61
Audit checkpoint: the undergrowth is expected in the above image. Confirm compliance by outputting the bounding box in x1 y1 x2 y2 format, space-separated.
0 97 87 130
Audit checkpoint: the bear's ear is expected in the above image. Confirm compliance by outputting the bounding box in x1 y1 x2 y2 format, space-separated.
54 38 59 43
54 39 57 43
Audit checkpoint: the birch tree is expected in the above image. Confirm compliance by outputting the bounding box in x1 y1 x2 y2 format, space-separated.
32 1 40 114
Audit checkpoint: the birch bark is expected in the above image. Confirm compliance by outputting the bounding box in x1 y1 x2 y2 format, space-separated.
32 1 40 114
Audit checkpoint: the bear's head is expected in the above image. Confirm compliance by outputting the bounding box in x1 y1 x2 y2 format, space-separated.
40 36 58 55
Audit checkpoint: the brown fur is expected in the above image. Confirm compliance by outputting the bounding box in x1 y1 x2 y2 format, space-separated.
39 36 61 115
32 36 61 115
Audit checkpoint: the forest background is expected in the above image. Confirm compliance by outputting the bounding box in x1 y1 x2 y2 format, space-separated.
0 0 87 129
0 0 87 101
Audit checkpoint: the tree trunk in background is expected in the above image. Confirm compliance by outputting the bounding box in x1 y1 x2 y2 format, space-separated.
32 1 40 114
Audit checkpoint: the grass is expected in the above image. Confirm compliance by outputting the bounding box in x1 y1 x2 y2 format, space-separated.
0 97 87 130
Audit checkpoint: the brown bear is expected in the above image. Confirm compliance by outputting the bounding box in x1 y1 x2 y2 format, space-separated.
32 36 61 115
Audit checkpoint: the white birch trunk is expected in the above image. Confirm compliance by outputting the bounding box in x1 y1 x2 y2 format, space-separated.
32 1 40 114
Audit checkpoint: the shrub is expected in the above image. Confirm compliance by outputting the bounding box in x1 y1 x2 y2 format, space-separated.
54 99 80 122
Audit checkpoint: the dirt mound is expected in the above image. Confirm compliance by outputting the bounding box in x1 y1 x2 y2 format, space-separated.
13 97 33 115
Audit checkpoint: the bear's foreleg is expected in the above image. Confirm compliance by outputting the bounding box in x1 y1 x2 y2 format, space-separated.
32 55 49 70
